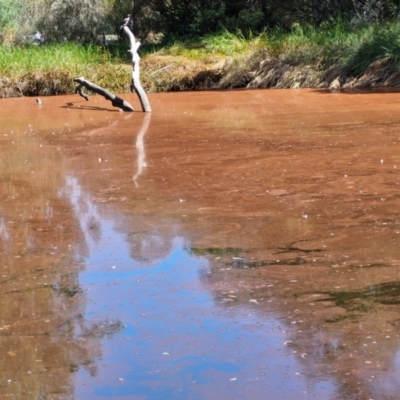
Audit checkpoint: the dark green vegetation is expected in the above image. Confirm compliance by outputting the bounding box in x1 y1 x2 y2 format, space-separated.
6 0 400 45
189 247 307 269
327 281 400 307
309 280 400 323
189 247 244 257
2 1 400 97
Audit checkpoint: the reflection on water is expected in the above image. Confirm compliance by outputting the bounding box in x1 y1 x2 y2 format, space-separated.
2 90 400 398
67 176 335 399
133 113 150 187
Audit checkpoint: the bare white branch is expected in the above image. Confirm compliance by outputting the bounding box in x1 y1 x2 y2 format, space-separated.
123 26 152 112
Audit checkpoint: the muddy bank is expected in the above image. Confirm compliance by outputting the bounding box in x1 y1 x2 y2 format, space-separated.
2 53 400 98
147 53 400 92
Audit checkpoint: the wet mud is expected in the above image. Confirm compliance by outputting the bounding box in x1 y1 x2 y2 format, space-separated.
1 89 400 399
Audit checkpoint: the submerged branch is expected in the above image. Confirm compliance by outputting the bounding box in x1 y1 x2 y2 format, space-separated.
73 77 134 112
75 84 89 101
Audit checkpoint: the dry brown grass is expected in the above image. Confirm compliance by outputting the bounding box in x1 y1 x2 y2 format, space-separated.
140 50 400 92
141 55 225 92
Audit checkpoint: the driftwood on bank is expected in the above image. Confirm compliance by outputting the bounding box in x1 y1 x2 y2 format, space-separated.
74 25 151 112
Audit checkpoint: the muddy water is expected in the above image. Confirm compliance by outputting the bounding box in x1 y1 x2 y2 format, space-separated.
1 89 400 399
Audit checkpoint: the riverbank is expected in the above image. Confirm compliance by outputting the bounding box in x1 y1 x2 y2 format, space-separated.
2 21 400 98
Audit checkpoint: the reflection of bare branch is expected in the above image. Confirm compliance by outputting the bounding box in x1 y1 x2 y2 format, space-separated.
133 113 151 187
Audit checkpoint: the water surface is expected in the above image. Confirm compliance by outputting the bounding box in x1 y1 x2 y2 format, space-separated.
1 89 400 399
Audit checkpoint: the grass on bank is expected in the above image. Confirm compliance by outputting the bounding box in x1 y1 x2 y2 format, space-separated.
0 42 133 96
2 19 400 96
156 20 400 73
137 22 381 91
0 42 112 76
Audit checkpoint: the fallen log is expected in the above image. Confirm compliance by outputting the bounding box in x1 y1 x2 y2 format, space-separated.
74 77 134 111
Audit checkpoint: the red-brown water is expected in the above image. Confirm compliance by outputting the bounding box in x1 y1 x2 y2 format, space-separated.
1 89 400 399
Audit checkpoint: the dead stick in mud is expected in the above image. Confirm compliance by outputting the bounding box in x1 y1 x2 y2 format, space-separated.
74 77 134 112
122 25 151 112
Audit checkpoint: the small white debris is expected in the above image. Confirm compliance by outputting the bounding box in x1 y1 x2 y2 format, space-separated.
249 299 258 304
282 341 293 346
163 352 170 356
229 377 237 381
118 378 124 382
